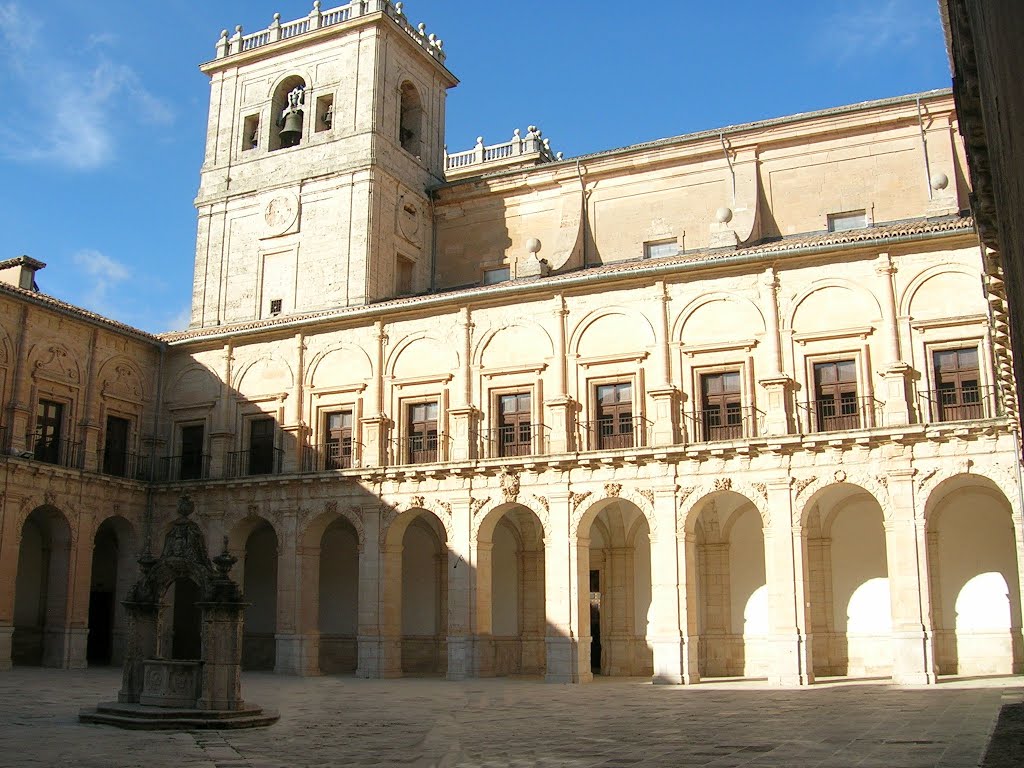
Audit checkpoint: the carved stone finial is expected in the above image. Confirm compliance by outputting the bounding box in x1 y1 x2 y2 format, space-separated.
177 493 195 519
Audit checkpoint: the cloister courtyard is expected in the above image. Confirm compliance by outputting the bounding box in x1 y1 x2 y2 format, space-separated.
0 668 1021 767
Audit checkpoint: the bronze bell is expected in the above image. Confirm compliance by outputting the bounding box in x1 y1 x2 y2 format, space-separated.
279 110 304 147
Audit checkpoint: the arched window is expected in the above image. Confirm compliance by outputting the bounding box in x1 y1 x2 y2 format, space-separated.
269 75 307 152
399 81 423 157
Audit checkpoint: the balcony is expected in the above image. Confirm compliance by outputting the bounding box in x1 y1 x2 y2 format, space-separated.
160 454 212 482
98 450 153 481
479 424 550 459
582 416 651 452
797 396 883 434
389 434 451 466
25 434 81 469
303 441 359 472
919 384 1001 423
226 448 284 479
685 405 765 443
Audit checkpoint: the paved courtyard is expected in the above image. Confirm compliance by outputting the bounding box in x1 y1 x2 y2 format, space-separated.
0 669 1021 768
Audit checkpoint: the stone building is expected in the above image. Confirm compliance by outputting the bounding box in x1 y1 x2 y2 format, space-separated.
1 0 1021 687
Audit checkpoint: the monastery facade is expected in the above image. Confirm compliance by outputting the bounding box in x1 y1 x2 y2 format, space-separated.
1 0 1021 687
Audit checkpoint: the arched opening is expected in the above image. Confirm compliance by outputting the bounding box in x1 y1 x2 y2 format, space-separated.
87 516 136 666
689 492 767 679
578 499 653 678
399 512 447 675
399 81 423 157
270 75 307 152
927 477 1023 676
163 578 203 660
803 485 891 679
12 507 72 667
231 518 278 670
318 517 360 674
476 505 546 677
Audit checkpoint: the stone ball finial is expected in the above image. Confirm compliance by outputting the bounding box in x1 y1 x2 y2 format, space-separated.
235 25 243 33
526 238 542 254
513 128 521 138
931 171 949 191
556 152 564 160
220 29 229 39
528 125 537 134
314 0 322 9
715 206 734 224
273 12 281 21
476 136 484 145
395 1 404 14
418 22 427 35
436 39 443 50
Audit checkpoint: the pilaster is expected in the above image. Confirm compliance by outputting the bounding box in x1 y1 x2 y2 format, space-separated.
356 505 382 678
544 492 588 683
447 407 479 462
647 488 688 684
446 497 473 680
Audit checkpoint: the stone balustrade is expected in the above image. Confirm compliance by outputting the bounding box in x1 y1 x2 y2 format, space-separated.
445 127 563 176
215 1 446 63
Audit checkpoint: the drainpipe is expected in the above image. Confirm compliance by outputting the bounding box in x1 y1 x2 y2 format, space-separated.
576 159 589 269
916 97 934 201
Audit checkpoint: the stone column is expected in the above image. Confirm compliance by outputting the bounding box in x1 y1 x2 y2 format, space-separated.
209 342 235 479
677 524 702 684
79 328 101 473
0 493 25 671
545 297 575 454
876 254 913 426
648 283 680 446
6 305 32 454
763 478 813 686
361 321 390 468
447 498 473 680
62 513 95 670
356 505 383 678
648 489 686 684
449 310 479 462
758 268 793 436
378 537 404 679
118 602 160 704
274 511 319 675
883 468 937 685
544 492 588 682
471 540 494 678
281 332 308 474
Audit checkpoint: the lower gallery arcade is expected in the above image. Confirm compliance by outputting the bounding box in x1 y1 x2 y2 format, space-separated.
5 455 1022 685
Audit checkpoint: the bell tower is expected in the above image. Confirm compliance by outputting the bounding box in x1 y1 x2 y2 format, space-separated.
190 1 457 328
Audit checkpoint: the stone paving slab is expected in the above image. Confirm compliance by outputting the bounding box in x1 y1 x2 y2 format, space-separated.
0 669 1020 768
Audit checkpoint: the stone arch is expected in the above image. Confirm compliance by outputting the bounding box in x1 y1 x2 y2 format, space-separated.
300 503 365 554
385 333 459 380
785 279 883 332
233 354 295 400
572 486 657 540
87 514 137 666
166 363 220 405
568 307 656 359
28 342 81 386
268 72 310 151
673 292 766 344
474 321 554 371
399 79 423 155
919 466 1021 521
923 472 1022 676
899 264 983 319
305 343 373 389
796 471 891 526
227 513 279 671
472 495 551 544
13 505 73 667
678 483 770 536
382 498 454 544
97 355 147 403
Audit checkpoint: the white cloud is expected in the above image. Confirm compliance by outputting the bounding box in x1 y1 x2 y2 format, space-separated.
819 0 937 62
165 305 194 332
71 249 131 312
0 3 173 171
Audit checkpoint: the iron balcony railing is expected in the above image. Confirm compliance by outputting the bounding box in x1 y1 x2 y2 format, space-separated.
797 395 883 434
389 433 451 466
98 449 153 481
302 441 362 472
478 423 550 459
684 405 765 443
226 447 284 479
582 416 651 452
25 434 82 469
918 384 1001 423
160 453 212 482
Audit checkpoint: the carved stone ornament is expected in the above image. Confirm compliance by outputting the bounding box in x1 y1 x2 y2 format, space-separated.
470 497 490 517
409 495 426 509
262 191 300 238
434 499 452 517
500 470 521 504
569 491 592 511
638 488 655 507
678 486 696 505
714 478 733 492
532 494 550 515
101 364 142 402
604 483 622 498
33 345 79 384
325 500 338 516
752 482 768 501
833 470 847 484
793 477 817 498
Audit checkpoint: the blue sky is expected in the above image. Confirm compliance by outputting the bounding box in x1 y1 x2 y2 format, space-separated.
0 0 950 333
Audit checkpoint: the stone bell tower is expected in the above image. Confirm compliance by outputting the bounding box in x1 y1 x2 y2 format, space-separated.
190 1 457 328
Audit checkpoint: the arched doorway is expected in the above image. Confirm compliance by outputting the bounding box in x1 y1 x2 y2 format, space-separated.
926 476 1023 676
161 577 203 660
577 499 653 678
13 506 72 667
230 518 278 670
475 504 546 677
317 516 360 674
802 485 891 678
687 491 767 679
87 516 136 666
381 508 449 677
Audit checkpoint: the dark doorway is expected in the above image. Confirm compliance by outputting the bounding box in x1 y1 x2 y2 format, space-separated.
87 591 114 664
590 569 602 673
102 416 130 477
171 578 203 660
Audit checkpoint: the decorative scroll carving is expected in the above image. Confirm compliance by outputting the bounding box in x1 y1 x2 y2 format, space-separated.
793 477 816 498
434 499 452 517
470 497 490 517
604 483 622 498
752 482 768 501
33 345 79 384
101 364 142 402
500 470 521 503
638 488 655 507
324 500 338 516
569 491 591 511
532 494 549 515
833 470 847 483
916 468 938 493
678 486 696 505
409 495 426 509
714 478 732 492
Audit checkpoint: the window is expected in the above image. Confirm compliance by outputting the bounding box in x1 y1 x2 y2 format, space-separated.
248 417 277 475
932 347 983 421
179 424 206 480
103 416 130 477
242 114 260 151
496 392 532 457
34 399 64 465
699 371 743 441
269 299 283 315
396 256 414 296
407 402 439 464
644 239 678 260
325 411 353 469
483 267 510 285
594 382 634 450
270 76 307 152
827 210 868 232
812 360 860 431
315 94 334 133
399 81 423 156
